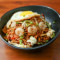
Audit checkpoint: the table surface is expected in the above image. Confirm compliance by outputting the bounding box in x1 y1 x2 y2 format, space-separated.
0 0 60 60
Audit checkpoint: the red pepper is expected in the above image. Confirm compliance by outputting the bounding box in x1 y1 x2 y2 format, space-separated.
11 37 15 40
42 14 44 17
42 14 45 19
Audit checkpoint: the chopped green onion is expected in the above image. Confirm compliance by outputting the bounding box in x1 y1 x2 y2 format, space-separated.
24 32 26 35
6 33 8 35
40 42 43 45
5 39 8 41
20 35 24 39
23 15 25 17
9 27 11 28
25 20 33 24
46 22 49 26
53 21 56 24
45 40 48 42
46 22 48 24
36 23 39 26
19 40 22 45
21 21 23 23
49 26 51 29
46 22 51 29
26 24 29 27
16 22 19 24
51 32 55 38
38 42 41 44
25 20 29 23
30 36 33 37
30 21 33 24
11 30 13 31
25 20 31 23
27 45 29 47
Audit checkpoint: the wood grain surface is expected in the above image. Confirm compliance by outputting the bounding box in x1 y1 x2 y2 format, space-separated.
0 0 60 60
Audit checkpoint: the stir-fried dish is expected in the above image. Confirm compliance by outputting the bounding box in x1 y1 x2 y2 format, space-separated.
2 11 55 48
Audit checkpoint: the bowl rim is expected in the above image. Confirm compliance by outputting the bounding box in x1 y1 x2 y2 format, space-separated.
0 5 60 50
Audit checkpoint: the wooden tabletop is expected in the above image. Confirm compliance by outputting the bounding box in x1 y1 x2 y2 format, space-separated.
0 0 60 60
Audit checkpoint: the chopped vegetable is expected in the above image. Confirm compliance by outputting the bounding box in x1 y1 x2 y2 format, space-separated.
38 42 41 44
25 20 30 23
9 27 11 28
6 33 8 35
26 24 29 27
36 23 39 26
11 30 13 31
45 40 48 42
46 22 48 26
21 21 24 23
40 14 44 18
20 35 24 39
19 40 22 45
5 39 8 41
30 36 33 37
49 26 51 29
11 37 15 39
30 21 33 24
46 22 51 29
25 20 33 24
40 42 43 45
51 32 55 38
16 22 19 24
53 21 56 24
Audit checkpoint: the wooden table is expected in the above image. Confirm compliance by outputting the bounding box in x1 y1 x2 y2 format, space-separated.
0 0 60 60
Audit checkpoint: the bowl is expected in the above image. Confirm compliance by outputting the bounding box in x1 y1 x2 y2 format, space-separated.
0 5 60 50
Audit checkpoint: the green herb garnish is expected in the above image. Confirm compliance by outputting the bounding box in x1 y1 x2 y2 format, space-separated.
51 32 55 38
20 35 24 39
46 22 49 26
11 30 13 31
53 21 56 24
16 22 19 24
6 33 8 35
26 24 29 27
25 20 30 23
30 21 33 24
40 42 43 45
25 20 33 24
49 26 51 29
9 27 11 28
46 22 51 29
36 23 39 26
5 39 8 41
38 42 41 44
45 40 48 42
19 40 22 45
30 36 33 37
25 20 31 23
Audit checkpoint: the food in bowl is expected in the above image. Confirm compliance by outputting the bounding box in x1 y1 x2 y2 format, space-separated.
2 11 55 48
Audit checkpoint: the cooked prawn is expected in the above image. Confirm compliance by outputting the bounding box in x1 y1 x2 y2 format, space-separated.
39 22 47 30
28 25 37 34
15 27 24 36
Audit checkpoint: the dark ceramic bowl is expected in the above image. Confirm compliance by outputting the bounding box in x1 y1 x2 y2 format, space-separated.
0 5 60 50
